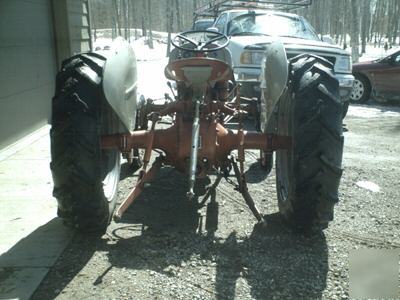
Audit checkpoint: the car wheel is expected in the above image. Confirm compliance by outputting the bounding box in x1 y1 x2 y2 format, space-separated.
350 74 371 103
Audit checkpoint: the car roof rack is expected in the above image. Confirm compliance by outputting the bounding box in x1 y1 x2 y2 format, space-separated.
194 0 312 19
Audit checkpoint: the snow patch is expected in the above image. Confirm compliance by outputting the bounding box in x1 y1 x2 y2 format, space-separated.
356 181 380 193
347 106 400 118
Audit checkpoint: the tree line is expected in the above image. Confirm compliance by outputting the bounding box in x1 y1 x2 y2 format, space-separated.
299 0 400 61
89 0 400 61
90 0 210 38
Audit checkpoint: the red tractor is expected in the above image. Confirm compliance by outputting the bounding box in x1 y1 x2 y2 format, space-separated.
51 31 343 234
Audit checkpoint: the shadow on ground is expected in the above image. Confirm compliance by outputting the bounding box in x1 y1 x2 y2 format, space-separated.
0 218 73 300
112 168 328 299
32 167 328 299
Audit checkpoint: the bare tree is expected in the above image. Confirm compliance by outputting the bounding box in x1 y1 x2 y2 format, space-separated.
166 0 174 56
175 0 183 32
148 0 154 48
141 0 147 36
360 0 371 53
129 0 138 40
387 0 400 45
122 0 128 39
92 0 399 50
112 0 122 36
350 0 360 62
126 0 131 41
342 0 349 48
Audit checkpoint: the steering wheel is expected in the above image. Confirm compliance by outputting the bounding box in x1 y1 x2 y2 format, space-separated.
171 30 229 53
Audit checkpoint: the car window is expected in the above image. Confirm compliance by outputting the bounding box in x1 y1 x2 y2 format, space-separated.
193 20 214 31
215 13 227 33
393 53 400 65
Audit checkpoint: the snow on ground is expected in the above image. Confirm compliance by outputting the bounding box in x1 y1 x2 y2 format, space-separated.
347 104 400 118
93 34 169 61
93 31 171 99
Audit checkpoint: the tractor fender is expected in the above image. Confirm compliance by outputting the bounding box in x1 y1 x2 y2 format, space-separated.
259 41 288 132
101 37 138 132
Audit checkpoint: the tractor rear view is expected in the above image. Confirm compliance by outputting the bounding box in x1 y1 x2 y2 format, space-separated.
50 1 344 235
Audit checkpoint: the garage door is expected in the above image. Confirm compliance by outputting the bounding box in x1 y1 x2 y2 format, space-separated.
0 0 56 150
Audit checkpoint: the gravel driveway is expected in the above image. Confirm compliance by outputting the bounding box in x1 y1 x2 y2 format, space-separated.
32 57 400 299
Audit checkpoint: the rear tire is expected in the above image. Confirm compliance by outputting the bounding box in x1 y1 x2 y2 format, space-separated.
342 100 349 119
50 54 122 233
275 54 344 231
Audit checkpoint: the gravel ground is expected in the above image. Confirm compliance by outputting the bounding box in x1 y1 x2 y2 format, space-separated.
31 102 400 300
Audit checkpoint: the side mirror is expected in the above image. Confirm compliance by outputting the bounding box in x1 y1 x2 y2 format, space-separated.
206 27 220 39
322 35 335 45
206 27 219 33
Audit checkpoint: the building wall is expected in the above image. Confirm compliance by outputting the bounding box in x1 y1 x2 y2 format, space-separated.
53 0 92 68
0 0 91 151
0 0 57 150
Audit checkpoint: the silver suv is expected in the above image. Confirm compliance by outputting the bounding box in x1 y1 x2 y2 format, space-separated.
209 10 354 104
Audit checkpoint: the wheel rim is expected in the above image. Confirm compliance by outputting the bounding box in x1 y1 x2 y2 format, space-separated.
102 150 120 201
101 104 121 202
275 92 292 203
350 79 365 101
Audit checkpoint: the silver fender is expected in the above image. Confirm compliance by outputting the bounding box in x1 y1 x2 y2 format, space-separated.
259 41 288 132
101 37 138 132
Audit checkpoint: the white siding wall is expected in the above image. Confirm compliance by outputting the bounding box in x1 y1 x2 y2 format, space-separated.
68 0 91 54
0 0 91 151
0 0 56 150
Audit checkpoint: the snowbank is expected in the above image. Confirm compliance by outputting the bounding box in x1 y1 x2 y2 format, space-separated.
93 29 174 61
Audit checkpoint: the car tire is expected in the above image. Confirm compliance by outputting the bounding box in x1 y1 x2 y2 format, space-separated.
50 54 122 233
350 74 371 103
275 54 344 232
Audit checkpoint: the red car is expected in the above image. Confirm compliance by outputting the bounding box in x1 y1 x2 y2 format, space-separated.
350 48 400 103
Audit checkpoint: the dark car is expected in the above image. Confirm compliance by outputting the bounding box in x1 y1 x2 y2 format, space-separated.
350 48 400 103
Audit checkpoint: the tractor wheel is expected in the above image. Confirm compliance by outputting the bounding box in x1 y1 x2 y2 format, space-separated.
342 100 349 119
50 54 122 233
275 54 344 231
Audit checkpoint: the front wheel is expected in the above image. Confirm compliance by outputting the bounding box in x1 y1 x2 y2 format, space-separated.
275 54 344 231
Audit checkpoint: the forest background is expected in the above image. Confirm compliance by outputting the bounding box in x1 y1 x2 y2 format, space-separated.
89 0 400 62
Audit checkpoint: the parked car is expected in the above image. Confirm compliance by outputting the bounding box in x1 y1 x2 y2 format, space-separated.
207 10 354 108
350 48 400 103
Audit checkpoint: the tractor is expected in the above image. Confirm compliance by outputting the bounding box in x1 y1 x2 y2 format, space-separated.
50 30 343 234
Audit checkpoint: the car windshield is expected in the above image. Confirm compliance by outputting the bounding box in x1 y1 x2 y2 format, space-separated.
227 13 319 40
373 48 400 63
385 47 400 57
